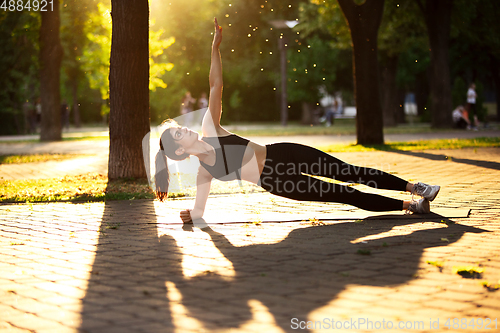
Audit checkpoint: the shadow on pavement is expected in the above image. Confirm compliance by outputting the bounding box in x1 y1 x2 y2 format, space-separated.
79 200 181 332
179 216 485 332
79 204 486 332
386 150 500 171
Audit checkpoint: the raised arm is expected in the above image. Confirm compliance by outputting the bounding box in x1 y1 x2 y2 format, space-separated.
207 18 223 125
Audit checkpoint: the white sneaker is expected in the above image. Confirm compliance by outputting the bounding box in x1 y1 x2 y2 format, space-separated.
407 198 430 214
412 182 440 201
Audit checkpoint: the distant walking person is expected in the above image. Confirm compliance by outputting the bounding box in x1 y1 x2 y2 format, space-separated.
181 91 196 127
198 92 208 110
35 97 42 130
466 83 479 129
335 92 343 116
198 92 209 120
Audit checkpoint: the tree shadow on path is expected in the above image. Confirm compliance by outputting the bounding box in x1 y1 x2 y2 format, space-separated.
79 202 486 332
177 215 486 332
386 149 500 171
79 200 183 332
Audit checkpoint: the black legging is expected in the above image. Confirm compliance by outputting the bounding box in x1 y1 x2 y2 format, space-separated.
258 143 407 212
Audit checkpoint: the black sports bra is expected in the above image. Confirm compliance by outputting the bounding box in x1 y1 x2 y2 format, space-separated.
199 134 250 181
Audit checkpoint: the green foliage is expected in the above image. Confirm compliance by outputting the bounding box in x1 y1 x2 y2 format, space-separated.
151 0 323 123
149 0 218 121
78 1 174 118
149 25 175 92
294 0 353 98
452 77 466 108
60 0 88 105
0 10 40 135
286 34 340 104
379 0 428 58
379 0 429 90
80 2 111 101
303 0 351 49
1 0 498 130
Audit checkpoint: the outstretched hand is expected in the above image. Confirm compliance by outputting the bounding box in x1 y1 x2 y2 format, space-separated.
213 17 222 48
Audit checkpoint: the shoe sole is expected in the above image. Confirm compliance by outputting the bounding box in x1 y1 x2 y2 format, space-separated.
421 199 430 214
425 186 440 202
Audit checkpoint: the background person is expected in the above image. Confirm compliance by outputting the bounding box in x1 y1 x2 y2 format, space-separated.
180 91 196 127
466 83 479 129
452 105 471 129
198 92 208 110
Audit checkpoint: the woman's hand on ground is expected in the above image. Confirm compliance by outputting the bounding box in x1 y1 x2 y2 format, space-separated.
180 209 193 223
213 17 222 48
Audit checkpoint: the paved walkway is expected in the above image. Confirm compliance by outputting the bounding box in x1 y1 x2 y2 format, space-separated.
1 128 499 180
1 131 500 332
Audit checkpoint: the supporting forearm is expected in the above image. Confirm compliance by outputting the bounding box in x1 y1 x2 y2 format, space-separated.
190 172 212 220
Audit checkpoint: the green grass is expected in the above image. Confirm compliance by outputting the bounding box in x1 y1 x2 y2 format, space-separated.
0 174 155 203
229 120 500 137
229 120 447 137
0 153 90 164
0 172 264 203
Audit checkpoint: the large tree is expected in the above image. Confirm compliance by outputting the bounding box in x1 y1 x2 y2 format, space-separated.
415 0 453 128
378 0 428 126
40 0 63 141
337 0 385 145
0 11 39 135
108 0 150 179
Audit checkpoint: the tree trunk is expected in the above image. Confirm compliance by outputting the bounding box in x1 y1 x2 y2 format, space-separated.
301 102 315 125
338 0 385 145
418 0 453 128
415 70 429 117
108 0 150 179
380 54 399 127
39 0 63 141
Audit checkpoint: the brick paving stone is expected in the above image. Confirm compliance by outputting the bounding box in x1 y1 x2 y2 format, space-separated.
473 295 500 310
2 143 500 332
0 322 32 333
